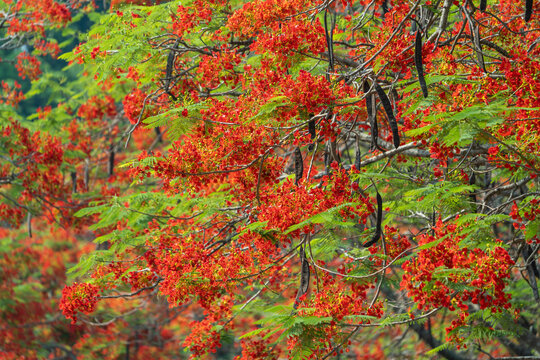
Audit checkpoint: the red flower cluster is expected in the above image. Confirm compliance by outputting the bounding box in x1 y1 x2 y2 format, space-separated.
257 166 374 235
171 0 228 37
252 18 326 64
15 52 42 80
227 0 314 38
60 282 100 323
77 95 117 123
133 99 282 196
0 121 69 226
7 0 72 38
401 219 514 342
91 262 158 291
197 50 243 88
182 318 222 357
285 266 383 358
0 81 24 107
122 88 152 124
280 70 336 113
33 39 61 58
369 226 411 260
236 337 278 360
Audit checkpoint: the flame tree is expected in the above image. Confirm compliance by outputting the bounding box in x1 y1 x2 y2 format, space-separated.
1 0 539 359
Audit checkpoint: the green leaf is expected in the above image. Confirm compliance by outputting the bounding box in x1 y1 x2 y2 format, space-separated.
405 121 440 137
143 102 204 139
525 220 540 241
13 283 44 303
250 96 290 122
73 203 107 218
294 316 332 326
284 202 359 234
239 327 266 339
425 342 451 356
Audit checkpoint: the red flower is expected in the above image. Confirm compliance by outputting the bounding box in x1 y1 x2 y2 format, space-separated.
488 146 499 155
59 282 100 323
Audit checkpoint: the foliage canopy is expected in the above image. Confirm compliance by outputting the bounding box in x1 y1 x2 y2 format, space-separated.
0 0 539 358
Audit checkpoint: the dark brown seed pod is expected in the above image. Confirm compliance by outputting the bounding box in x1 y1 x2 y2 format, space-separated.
523 245 540 279
363 81 373 119
294 147 303 185
415 31 429 98
307 118 316 152
300 248 310 295
480 0 487 11
469 172 477 212
155 127 163 143
374 83 400 149
381 0 388 19
165 48 175 86
370 115 379 151
363 191 382 247
84 160 89 190
165 39 180 100
108 149 115 177
308 119 316 140
27 212 32 238
364 81 380 151
70 171 77 193
525 0 533 22
324 143 330 172
522 246 540 301
355 146 361 169
294 247 310 309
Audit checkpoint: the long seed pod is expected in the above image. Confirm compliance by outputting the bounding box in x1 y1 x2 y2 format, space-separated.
70 171 77 193
484 171 492 189
364 81 373 119
165 39 180 100
469 172 477 212
165 48 175 87
84 159 89 190
308 119 316 140
381 0 389 19
155 126 163 143
294 246 310 309
374 83 400 149
522 246 540 301
410 19 417 33
308 118 316 151
300 248 310 295
523 245 540 279
27 211 32 238
323 9 335 76
364 81 380 151
108 149 115 177
370 115 379 151
165 40 179 89
294 147 303 185
324 143 330 172
525 0 533 22
363 191 383 247
355 146 361 169
415 31 429 98
480 0 487 11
